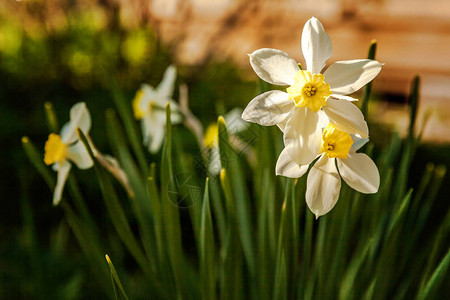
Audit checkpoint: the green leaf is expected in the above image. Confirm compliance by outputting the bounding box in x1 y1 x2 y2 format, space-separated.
44 101 59 133
199 178 215 300
160 102 184 297
77 128 165 297
105 255 129 300
417 248 450 300
360 40 377 116
109 77 148 175
217 116 255 277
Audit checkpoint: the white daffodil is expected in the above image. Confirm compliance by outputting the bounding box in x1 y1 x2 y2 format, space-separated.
276 123 380 218
242 16 383 165
132 65 182 153
204 108 249 175
44 102 93 206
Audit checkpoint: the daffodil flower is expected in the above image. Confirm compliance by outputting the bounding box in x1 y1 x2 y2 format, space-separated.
242 16 383 165
132 65 182 153
276 123 380 218
44 102 93 205
204 108 249 175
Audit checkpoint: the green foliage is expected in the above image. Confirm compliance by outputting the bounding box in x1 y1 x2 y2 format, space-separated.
20 70 450 299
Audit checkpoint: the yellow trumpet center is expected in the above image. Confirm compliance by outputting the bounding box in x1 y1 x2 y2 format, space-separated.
321 124 353 159
287 70 332 112
204 123 218 148
44 134 67 165
132 89 155 120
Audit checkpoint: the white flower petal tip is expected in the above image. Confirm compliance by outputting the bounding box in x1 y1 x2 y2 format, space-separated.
350 136 369 152
302 17 332 74
60 102 92 144
52 161 72 206
324 59 383 95
276 148 308 178
157 65 177 99
249 48 299 86
323 98 369 138
306 155 341 218
337 153 380 194
241 91 293 126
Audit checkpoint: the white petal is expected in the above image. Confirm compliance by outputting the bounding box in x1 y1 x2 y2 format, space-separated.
301 17 332 74
224 108 248 134
323 59 383 95
337 153 380 194
156 65 177 99
168 100 183 124
242 90 294 126
306 155 341 218
350 136 369 152
249 48 300 86
276 147 309 178
141 113 166 153
331 94 358 102
284 107 322 165
66 141 94 169
53 160 71 206
323 98 369 138
61 102 91 144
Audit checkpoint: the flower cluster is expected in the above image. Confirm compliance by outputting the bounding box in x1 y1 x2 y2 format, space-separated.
242 17 382 218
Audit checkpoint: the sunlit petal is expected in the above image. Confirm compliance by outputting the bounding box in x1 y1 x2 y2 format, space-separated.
306 155 341 218
242 90 294 126
276 147 309 178
249 48 300 86
337 153 380 194
61 102 91 144
324 59 383 95
301 17 332 74
322 98 369 138
284 107 322 165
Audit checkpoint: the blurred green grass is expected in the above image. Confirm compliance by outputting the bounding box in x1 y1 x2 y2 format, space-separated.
1 1 449 299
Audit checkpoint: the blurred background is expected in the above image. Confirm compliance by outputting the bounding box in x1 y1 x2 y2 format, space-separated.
0 0 449 298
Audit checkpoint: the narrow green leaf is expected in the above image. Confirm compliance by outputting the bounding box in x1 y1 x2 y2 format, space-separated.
109 77 148 175
339 240 373 300
106 109 158 272
360 40 377 116
77 128 166 297
417 248 450 300
200 178 215 300
160 102 184 297
22 136 112 297
217 116 255 277
22 136 55 189
408 76 420 141
219 168 243 300
105 255 129 300
44 101 59 133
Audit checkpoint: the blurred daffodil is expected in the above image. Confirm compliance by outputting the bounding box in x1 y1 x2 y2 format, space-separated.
44 102 93 205
204 108 249 175
242 17 383 165
276 123 379 218
132 65 182 153
44 102 133 205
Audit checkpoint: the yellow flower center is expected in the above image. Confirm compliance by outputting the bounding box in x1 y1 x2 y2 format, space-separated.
133 89 155 120
286 70 332 113
204 123 218 148
321 124 353 159
44 134 67 165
